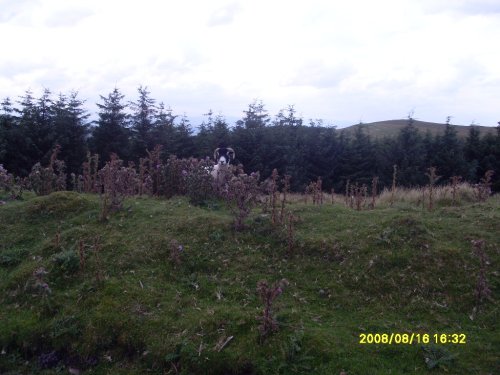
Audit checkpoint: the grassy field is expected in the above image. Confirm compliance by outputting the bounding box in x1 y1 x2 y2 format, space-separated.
0 191 498 374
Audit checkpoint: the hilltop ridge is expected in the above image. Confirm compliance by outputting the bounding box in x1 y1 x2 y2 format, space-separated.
341 119 497 139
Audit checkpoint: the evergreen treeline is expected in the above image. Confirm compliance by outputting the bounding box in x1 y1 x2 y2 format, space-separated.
1 87 499 192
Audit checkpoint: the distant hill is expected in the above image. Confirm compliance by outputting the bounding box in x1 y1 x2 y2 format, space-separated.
341 119 498 139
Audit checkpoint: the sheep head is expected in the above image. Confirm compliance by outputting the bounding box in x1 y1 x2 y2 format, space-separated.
214 147 235 165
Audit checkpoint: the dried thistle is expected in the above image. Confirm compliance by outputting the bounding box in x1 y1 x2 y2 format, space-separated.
390 165 397 207
425 166 441 211
146 145 164 196
28 144 67 196
474 170 494 202
471 239 491 309
344 179 350 206
287 211 298 254
450 176 462 205
270 169 279 225
256 279 289 340
224 171 260 230
370 176 379 209
279 174 291 224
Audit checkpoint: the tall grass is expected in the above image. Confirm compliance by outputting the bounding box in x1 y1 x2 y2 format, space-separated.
378 182 477 207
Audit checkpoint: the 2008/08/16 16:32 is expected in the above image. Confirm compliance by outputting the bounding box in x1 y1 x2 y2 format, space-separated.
359 333 467 345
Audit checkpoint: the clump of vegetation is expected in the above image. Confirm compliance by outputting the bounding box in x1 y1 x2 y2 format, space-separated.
224 171 260 230
52 249 79 276
390 164 397 206
474 170 494 202
369 176 379 209
279 174 291 223
450 175 462 205
184 157 216 205
256 279 289 341
146 144 164 196
263 169 291 226
421 345 457 370
82 152 100 193
268 168 280 225
32 267 52 296
0 164 13 192
305 177 323 205
286 211 298 254
471 239 492 311
98 153 128 221
351 183 368 211
164 155 189 198
425 166 441 211
28 145 66 196
0 164 25 200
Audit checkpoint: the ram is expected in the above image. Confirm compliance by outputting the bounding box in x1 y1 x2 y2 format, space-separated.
209 147 235 192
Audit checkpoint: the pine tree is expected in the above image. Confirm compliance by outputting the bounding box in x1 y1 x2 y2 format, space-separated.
130 86 157 159
13 90 41 175
151 102 177 158
196 110 231 158
338 125 375 186
464 124 483 181
0 98 15 168
394 119 426 186
237 100 270 129
273 105 303 127
52 91 89 174
434 119 467 181
173 114 195 158
478 122 500 191
90 88 130 162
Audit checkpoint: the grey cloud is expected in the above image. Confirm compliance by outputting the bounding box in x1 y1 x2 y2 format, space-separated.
207 2 241 27
457 1 500 14
0 60 48 77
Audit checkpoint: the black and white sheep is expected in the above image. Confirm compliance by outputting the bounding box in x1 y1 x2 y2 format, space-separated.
211 147 235 179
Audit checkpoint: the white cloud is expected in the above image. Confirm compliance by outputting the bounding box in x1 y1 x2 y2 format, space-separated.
0 0 499 126
207 2 241 27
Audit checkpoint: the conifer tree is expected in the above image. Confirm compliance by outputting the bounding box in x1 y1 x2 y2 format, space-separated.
434 118 467 181
0 98 15 169
152 102 177 158
394 116 426 186
130 85 157 159
90 88 130 163
13 90 41 175
173 114 195 158
52 91 89 174
464 124 482 180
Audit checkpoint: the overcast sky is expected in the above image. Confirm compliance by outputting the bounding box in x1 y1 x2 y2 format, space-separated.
1 0 499 127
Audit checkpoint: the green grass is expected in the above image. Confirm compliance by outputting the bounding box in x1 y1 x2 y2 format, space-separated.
0 191 498 374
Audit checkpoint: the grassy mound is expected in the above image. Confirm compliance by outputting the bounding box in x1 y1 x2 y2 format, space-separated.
0 193 498 374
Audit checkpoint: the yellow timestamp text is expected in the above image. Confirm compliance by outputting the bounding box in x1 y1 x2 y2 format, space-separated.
359 333 466 345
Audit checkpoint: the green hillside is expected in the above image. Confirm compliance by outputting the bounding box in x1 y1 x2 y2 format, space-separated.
0 191 499 374
341 119 497 139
